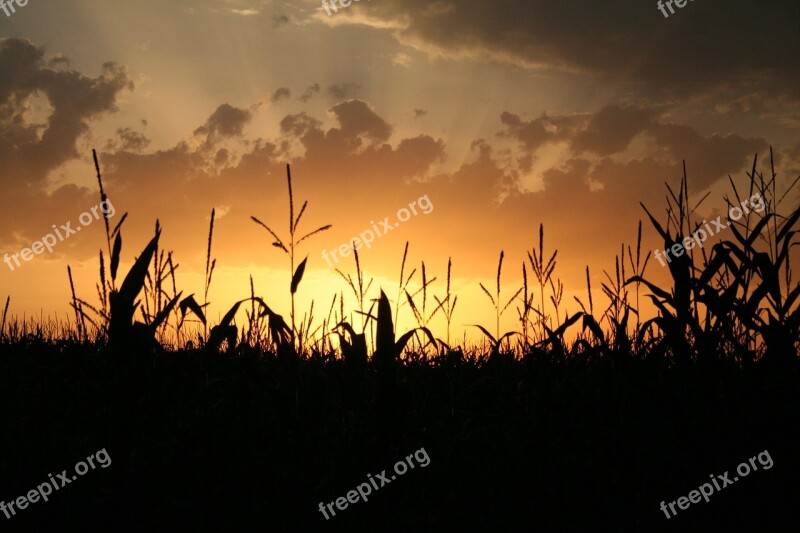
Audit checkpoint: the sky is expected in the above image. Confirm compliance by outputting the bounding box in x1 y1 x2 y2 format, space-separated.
1 0 799 344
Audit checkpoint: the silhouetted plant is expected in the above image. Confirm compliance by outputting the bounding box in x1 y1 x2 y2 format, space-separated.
335 243 374 337
433 257 457 349
629 150 800 367
108 226 161 353
251 164 331 351
528 223 557 341
474 251 522 354
0 295 8 341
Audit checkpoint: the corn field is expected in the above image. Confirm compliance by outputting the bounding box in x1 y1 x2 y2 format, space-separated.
1 149 798 531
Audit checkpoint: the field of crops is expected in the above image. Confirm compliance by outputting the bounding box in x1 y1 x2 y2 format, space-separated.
1 151 798 531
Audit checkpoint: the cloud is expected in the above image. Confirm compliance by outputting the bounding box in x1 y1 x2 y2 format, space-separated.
193 103 252 141
0 37 782 291
571 105 660 156
280 112 322 137
394 135 446 177
647 124 767 189
0 38 133 189
77 98 763 276
326 83 361 100
270 87 291 103
328 99 392 143
7 97 447 268
107 127 151 152
342 0 800 102
298 83 320 103
499 111 583 153
499 104 766 190
275 83 364 110
230 8 259 16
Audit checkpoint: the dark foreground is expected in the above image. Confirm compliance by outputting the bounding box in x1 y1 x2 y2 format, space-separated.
1 341 798 532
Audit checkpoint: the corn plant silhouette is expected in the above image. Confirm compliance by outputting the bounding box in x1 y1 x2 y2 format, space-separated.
528 224 557 342
107 226 164 355
630 162 701 364
0 295 9 341
433 257 457 348
695 150 800 367
628 150 800 367
474 251 522 354
393 241 416 332
371 290 435 455
574 265 608 353
174 208 214 349
335 243 374 335
523 226 583 356
66 150 130 343
67 152 181 350
93 149 128 313
334 244 373 368
64 154 162 350
404 260 445 359
251 164 331 351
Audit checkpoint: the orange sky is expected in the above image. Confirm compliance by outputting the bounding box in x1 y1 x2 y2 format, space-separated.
1 0 799 344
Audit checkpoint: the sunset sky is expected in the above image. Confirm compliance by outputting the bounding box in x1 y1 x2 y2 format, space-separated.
1 0 798 343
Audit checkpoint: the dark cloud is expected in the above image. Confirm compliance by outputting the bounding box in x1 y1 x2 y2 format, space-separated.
647 124 767 189
572 106 660 156
276 103 440 188
414 109 427 119
107 127 151 152
215 148 229 167
0 38 132 189
272 14 290 28
326 83 360 100
270 87 291 103
392 135 446 177
298 83 320 103
500 104 766 190
357 0 800 102
280 112 322 137
47 54 69 69
499 111 583 152
329 100 392 143
193 103 252 143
